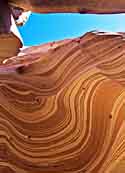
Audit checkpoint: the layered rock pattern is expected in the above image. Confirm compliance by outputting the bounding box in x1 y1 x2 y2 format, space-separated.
0 32 124 173
9 0 125 14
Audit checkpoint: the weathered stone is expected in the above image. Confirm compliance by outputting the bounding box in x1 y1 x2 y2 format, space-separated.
0 0 22 62
9 0 125 14
10 6 31 26
0 1 125 173
0 31 124 173
0 33 22 63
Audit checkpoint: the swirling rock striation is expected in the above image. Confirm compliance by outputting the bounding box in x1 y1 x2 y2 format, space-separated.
0 31 125 173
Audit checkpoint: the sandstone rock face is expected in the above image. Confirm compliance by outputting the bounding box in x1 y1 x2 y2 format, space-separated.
0 0 22 62
9 0 125 13
0 33 22 63
0 32 125 173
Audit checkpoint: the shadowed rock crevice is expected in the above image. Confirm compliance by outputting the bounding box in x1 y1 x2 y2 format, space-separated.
0 0 11 33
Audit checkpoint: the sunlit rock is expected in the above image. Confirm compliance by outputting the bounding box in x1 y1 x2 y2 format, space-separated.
0 31 124 172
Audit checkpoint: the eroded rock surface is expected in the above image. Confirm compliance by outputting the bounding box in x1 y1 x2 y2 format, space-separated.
0 32 124 173
9 0 125 14
0 0 22 62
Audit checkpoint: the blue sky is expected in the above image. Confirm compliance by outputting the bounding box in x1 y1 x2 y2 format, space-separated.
18 13 125 46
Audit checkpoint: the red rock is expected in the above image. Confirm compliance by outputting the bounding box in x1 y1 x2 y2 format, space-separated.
9 0 125 14
0 0 22 62
0 31 124 172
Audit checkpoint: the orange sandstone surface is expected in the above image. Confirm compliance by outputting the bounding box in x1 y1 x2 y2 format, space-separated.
9 0 125 14
0 0 22 62
0 31 124 172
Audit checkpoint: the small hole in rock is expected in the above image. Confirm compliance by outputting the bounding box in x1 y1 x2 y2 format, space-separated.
16 66 25 74
27 135 31 139
109 114 112 119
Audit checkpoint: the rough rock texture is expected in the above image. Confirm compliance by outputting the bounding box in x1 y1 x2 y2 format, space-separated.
0 31 125 173
0 0 22 62
0 33 22 63
3 0 125 62
10 6 31 26
9 0 125 14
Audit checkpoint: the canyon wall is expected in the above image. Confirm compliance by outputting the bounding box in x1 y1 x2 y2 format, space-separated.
0 1 125 172
0 0 22 62
9 0 125 14
0 32 124 173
